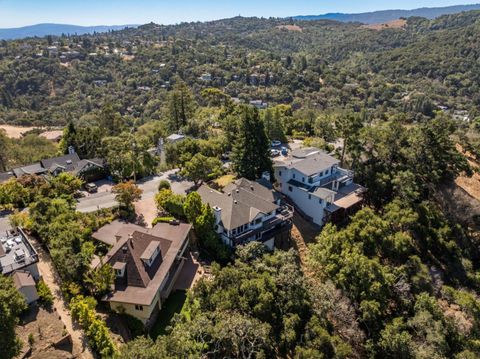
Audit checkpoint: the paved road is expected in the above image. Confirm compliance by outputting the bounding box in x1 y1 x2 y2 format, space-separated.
76 170 193 213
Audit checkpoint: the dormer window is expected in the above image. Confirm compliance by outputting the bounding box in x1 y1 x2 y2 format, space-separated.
140 242 161 267
113 262 126 277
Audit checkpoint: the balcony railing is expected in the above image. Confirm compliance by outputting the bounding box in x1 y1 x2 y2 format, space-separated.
317 168 354 187
232 204 294 244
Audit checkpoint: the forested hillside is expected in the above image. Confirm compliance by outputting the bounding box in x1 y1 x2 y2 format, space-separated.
1 11 480 127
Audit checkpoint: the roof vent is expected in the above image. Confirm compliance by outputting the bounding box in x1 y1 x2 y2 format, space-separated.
169 219 180 226
236 189 239 193
250 186 254 190
234 200 238 204
66 160 73 164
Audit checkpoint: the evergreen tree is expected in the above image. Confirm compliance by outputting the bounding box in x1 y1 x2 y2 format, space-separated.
232 106 272 180
0 276 27 359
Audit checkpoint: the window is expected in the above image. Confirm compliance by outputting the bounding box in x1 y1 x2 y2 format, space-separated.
255 218 262 224
302 177 305 182
288 186 293 192
115 269 122 277
308 194 311 200
278 171 282 176
308 177 313 184
135 305 143 311
293 173 296 179
319 171 323 177
319 199 323 204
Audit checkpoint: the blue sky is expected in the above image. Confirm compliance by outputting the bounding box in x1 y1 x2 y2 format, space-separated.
0 0 475 27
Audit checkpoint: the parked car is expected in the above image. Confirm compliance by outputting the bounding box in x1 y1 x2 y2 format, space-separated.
270 149 280 157
281 147 288 156
85 183 98 193
271 140 281 147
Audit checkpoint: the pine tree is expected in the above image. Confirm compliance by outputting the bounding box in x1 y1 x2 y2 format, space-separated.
232 106 272 180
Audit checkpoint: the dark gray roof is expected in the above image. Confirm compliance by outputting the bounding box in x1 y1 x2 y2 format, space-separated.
198 178 279 230
275 149 340 177
40 153 81 172
12 163 47 178
0 171 14 183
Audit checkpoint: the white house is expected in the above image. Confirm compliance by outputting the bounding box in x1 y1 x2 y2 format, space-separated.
198 178 293 250
274 148 364 226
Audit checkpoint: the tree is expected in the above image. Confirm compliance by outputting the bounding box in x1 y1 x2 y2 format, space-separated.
0 129 10 171
181 153 223 186
335 111 364 168
97 103 125 136
155 189 185 218
112 181 143 213
183 191 203 223
0 276 27 359
166 81 197 132
83 260 115 298
102 132 156 181
232 106 272 180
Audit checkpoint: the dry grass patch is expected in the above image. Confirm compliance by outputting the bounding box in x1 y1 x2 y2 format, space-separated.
276 25 303 32
213 174 235 188
362 19 407 31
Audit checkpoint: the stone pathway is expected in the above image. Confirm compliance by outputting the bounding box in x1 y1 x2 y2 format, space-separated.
28 235 94 359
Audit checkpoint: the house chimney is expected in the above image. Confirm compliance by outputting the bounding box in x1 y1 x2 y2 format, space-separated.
212 206 222 225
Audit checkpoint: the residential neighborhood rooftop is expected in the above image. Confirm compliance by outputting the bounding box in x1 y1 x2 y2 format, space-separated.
96 221 192 306
198 178 280 230
275 148 340 177
0 229 38 275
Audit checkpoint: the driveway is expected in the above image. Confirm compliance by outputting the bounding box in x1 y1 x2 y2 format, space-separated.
76 170 193 214
0 212 12 235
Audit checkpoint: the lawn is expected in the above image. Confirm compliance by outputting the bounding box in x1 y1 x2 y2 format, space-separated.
150 290 187 338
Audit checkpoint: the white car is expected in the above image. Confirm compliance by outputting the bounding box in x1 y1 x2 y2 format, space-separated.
271 140 281 147
270 149 280 157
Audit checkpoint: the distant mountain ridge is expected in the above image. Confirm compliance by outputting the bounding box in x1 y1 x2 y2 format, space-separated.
294 4 480 24
0 23 138 40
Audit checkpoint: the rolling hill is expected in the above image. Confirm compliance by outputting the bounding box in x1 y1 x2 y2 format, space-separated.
294 3 480 24
0 23 138 40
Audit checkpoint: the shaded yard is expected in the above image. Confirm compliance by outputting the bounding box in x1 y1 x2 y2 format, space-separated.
149 290 188 338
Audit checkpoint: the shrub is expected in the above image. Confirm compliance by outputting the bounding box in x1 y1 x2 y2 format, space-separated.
120 313 145 338
36 280 54 307
152 216 176 225
70 296 117 358
158 179 171 191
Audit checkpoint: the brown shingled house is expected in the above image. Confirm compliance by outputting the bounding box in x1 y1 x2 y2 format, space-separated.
93 221 191 326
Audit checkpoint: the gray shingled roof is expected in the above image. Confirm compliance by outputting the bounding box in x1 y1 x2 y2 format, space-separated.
198 178 279 230
274 149 340 177
40 153 81 172
12 163 47 177
0 171 14 183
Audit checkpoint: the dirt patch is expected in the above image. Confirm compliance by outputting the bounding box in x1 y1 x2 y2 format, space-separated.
362 19 407 31
0 125 38 138
276 25 303 32
16 306 73 359
290 212 321 275
455 144 480 201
